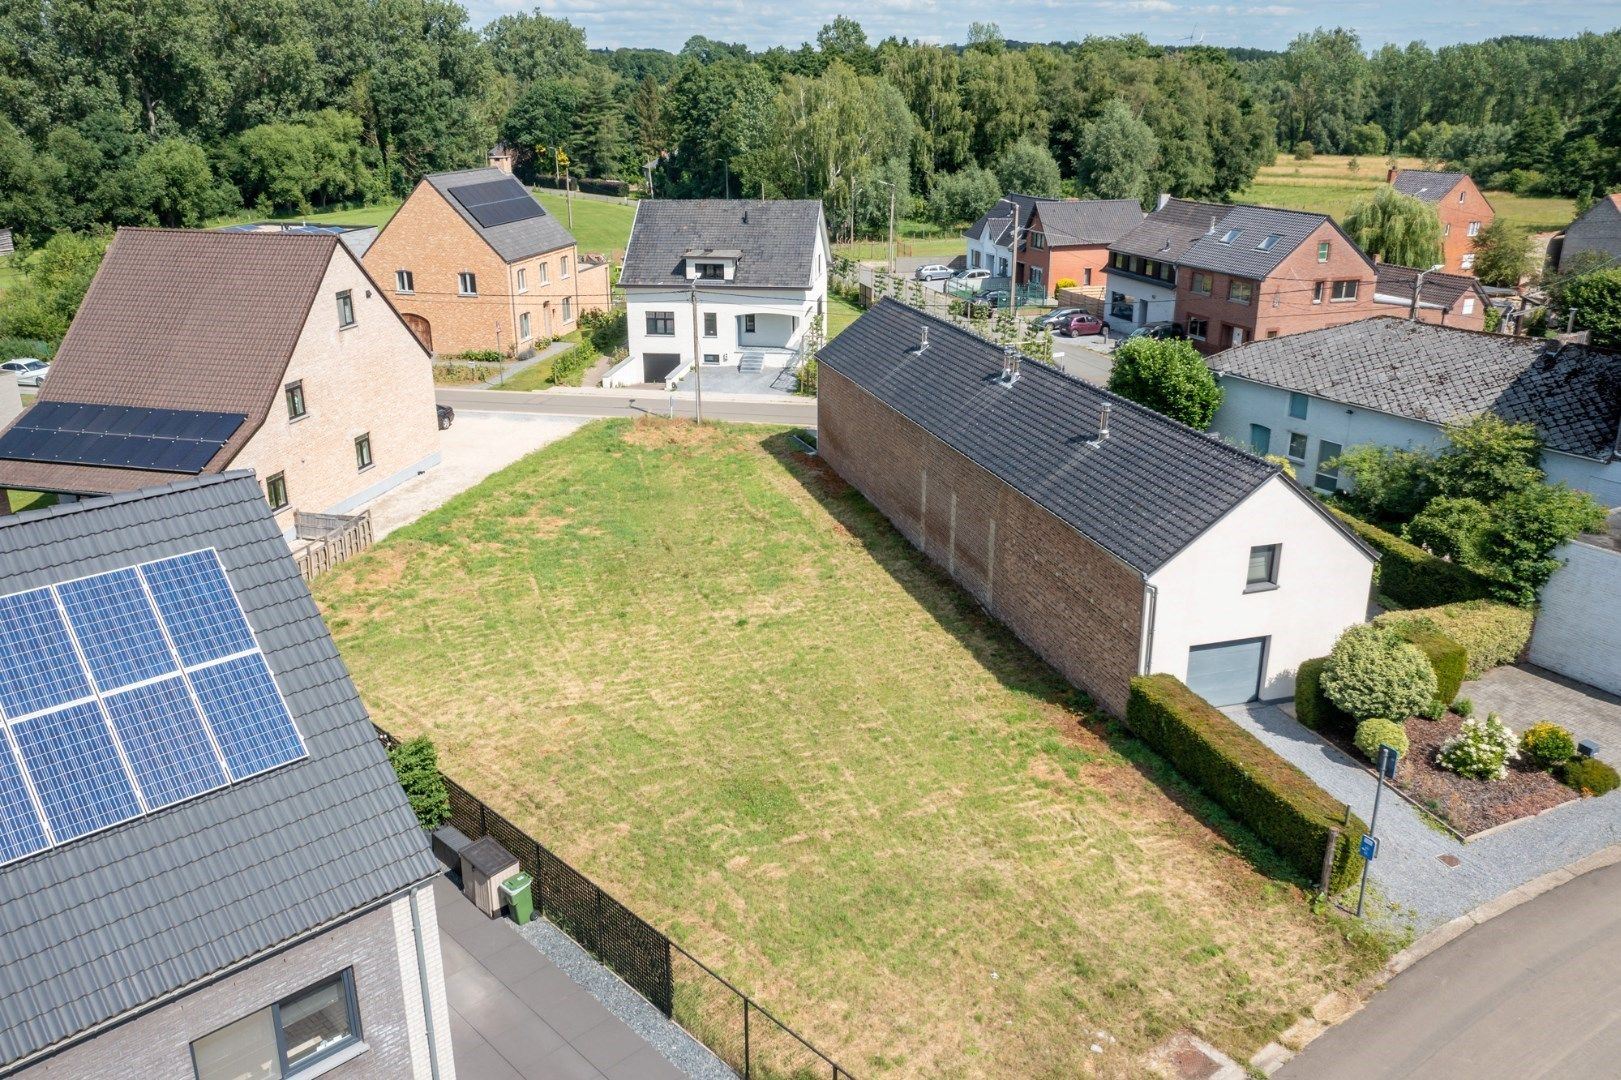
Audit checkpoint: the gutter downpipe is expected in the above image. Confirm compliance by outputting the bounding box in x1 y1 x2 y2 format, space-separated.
1138 578 1158 678
409 886 444 1080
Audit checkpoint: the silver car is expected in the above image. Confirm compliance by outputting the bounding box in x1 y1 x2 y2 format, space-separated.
0 358 49 387
913 264 954 281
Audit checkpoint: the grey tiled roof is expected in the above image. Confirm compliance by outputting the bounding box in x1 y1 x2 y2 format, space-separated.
618 200 824 288
1211 317 1621 461
963 194 1042 248
1110 199 1366 280
423 168 577 263
0 473 438 1070
817 298 1283 573
1391 169 1468 202
1374 264 1489 310
1033 199 1143 246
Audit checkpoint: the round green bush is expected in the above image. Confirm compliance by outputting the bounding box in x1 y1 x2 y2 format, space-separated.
1559 757 1620 797
1321 624 1438 723
1353 719 1409 764
1436 713 1517 781
1519 722 1577 769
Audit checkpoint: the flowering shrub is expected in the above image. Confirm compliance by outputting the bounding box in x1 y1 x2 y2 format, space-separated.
1519 722 1577 769
1437 713 1518 781
1353 719 1409 764
1321 624 1437 723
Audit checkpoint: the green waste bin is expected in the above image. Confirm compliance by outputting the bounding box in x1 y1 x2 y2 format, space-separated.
500 872 534 925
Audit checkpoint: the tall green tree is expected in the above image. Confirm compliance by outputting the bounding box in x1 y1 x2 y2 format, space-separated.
1107 337 1223 428
879 43 971 180
1342 187 1443 269
665 59 774 197
481 12 589 81
995 137 1061 197
1562 269 1621 347
1471 218 1532 287
1075 100 1158 203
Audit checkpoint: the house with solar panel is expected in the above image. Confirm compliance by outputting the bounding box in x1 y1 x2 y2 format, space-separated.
0 471 454 1078
361 168 611 357
0 228 441 532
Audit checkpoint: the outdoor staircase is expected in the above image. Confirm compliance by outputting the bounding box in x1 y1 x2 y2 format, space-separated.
737 352 764 374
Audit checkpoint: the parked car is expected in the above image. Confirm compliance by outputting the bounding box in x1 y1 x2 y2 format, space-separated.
1 358 49 387
1031 307 1083 330
913 264 954 281
1061 314 1106 337
979 290 1012 309
1127 321 1186 341
952 268 992 290
436 403 455 430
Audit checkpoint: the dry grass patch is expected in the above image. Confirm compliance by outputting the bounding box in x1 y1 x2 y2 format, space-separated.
316 420 1392 1078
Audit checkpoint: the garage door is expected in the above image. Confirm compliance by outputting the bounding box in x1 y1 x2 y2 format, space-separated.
1186 637 1267 706
643 353 681 382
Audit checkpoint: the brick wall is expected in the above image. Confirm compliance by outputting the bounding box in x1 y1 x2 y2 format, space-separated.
818 366 1147 716
1435 177 1495 276
1044 245 1110 291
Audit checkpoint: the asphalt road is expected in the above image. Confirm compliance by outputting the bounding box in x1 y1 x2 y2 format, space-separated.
437 387 816 427
1277 860 1621 1079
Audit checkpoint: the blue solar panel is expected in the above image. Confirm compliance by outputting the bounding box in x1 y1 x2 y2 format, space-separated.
0 730 49 864
141 551 257 667
55 569 176 691
0 587 92 718
11 702 144 843
102 677 228 809
186 654 305 780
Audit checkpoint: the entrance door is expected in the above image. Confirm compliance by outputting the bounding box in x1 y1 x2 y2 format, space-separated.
1186 637 1267 706
401 313 432 352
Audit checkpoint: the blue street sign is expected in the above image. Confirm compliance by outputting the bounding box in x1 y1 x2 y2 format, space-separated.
1378 744 1400 779
1360 833 1379 861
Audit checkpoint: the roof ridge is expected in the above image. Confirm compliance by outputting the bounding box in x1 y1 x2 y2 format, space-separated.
114 226 339 243
0 471 256 531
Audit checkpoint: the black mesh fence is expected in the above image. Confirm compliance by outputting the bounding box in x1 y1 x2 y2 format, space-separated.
384 728 852 1079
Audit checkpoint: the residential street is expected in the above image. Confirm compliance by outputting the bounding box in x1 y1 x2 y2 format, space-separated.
1277 860 1621 1079
437 387 818 426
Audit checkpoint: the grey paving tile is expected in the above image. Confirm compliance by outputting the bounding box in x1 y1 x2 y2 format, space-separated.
460 984 545 1043
482 937 554 987
453 1038 526 1080
569 1015 646 1071
482 1005 566 1067
529 1043 610 1080
543 989 633 1041
438 937 475 978
510 965 585 1011
606 1045 689 1080
445 965 502 1012
452 918 523 961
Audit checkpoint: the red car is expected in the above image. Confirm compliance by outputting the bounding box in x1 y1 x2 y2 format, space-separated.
1061 314 1105 337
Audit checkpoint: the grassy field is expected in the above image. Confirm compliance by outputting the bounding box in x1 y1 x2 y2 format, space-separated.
1240 153 1576 234
826 293 864 339
315 419 1389 1078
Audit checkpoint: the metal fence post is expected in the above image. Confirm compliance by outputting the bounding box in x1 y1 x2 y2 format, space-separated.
1320 826 1340 895
743 997 751 1080
533 838 545 916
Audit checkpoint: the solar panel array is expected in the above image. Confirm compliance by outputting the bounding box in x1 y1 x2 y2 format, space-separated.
0 549 306 866
0 401 247 474
448 178 545 229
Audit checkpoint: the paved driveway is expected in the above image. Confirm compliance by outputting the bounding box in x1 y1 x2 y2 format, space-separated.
1276 860 1621 1079
1462 663 1621 754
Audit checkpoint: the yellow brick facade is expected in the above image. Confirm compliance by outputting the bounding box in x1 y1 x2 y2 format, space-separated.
362 179 608 357
232 248 441 533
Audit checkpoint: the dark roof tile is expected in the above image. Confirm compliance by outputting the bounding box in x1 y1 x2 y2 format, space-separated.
1391 169 1469 202
423 168 577 262
619 200 824 288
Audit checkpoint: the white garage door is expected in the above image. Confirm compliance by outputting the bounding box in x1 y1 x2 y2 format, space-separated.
1530 541 1621 696
1186 638 1267 706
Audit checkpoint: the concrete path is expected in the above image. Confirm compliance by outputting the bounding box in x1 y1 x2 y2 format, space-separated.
436 878 722 1080
437 387 816 427
1275 860 1621 1079
1225 704 1621 932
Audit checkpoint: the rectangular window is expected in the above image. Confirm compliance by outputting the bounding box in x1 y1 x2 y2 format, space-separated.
1247 544 1280 590
702 353 720 364
1467 221 1481 237
1144 260 1158 278
696 262 724 280
1463 297 1476 315
285 382 306 420
1249 424 1271 455
335 290 355 328
1443 223 1452 238
538 261 549 284
561 255 571 278
516 268 528 293
1317 241 1330 262
1460 253 1476 269
1289 392 1309 419
1312 281 1324 304
1032 232 1046 249
1227 279 1253 305
1315 440 1343 492
355 433 372 471
1084 268 1093 286
703 312 717 337
518 311 531 340
265 473 288 511
1190 271 1213 295
645 311 674 336
394 270 414 294
1331 279 1359 301
1288 431 1308 460
192 970 361 1080
1256 233 1283 251
458 272 477 296
1187 316 1208 341
561 297 572 322
744 314 757 334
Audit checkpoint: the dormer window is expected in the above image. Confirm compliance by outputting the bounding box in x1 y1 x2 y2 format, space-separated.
1256 233 1282 251
1218 228 1241 244
696 262 725 280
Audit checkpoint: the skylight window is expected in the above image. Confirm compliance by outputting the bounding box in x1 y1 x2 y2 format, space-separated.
1218 228 1241 244
1256 233 1283 251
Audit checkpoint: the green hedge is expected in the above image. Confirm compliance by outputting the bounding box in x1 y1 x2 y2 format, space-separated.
548 339 598 387
387 735 450 829
1128 675 1366 894
1376 600 1534 679
1294 657 1357 739
1329 506 1496 608
1390 627 1466 706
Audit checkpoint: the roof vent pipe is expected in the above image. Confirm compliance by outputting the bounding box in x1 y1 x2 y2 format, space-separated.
919 326 929 353
1000 344 1019 385
1097 402 1111 440
1208 216 1217 235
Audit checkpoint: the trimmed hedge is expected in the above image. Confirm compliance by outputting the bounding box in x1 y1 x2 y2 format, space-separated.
1294 657 1356 739
1390 627 1466 706
1329 506 1496 608
1376 600 1534 679
532 174 631 199
1561 757 1621 796
1128 675 1366 894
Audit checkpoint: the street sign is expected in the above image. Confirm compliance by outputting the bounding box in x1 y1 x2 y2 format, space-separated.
1360 833 1379 860
1378 743 1399 778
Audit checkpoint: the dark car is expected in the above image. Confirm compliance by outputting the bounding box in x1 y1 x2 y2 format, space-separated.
436 403 455 430
979 289 1010 309
1061 313 1106 337
1127 321 1185 340
1031 307 1083 330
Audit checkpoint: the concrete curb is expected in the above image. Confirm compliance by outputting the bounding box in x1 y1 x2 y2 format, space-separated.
1249 840 1621 1076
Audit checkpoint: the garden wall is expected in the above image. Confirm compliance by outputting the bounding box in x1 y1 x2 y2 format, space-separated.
1529 538 1621 695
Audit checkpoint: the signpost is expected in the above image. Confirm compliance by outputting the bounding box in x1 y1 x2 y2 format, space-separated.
1355 743 1399 918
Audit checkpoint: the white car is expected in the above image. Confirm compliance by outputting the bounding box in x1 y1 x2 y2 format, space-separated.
951 268 992 291
913 264 954 281
1 358 49 387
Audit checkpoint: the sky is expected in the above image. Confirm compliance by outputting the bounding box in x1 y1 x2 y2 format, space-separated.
464 0 1620 52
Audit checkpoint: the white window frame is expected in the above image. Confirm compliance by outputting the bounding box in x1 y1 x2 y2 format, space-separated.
562 297 572 322
458 272 477 296
1227 279 1253 305
1331 279 1359 302
516 268 527 294
561 255 571 279
394 269 414 294
1187 317 1208 341
1463 297 1476 315
518 311 531 340
1467 221 1481 237
1460 253 1476 269
538 261 549 285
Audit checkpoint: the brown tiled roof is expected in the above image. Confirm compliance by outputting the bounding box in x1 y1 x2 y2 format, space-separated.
1374 264 1489 310
0 228 337 495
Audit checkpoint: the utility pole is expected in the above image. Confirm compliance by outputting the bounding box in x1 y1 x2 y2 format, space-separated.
888 183 896 273
565 170 574 232
689 285 704 424
1408 262 1443 321
1009 212 1021 323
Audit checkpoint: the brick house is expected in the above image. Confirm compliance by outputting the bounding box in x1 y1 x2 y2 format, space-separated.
817 299 1375 713
1553 193 1621 272
362 167 610 357
964 194 1141 298
0 228 441 535
1104 198 1379 352
1371 264 1490 329
1389 168 1495 276
0 472 454 1079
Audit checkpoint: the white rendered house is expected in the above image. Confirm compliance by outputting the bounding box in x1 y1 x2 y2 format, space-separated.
612 200 829 387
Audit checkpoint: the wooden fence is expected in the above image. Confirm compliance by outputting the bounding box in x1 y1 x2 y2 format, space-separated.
293 510 373 580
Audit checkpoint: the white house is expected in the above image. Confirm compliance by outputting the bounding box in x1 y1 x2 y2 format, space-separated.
815 299 1376 713
1207 317 1621 508
611 199 828 387
961 194 1038 276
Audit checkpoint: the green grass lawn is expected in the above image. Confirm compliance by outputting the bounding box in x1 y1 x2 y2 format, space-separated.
4 490 56 514
315 419 1389 1078
826 293 865 340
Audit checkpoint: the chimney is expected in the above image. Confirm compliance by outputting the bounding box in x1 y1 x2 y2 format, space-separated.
1208 216 1217 235
918 326 929 353
1000 344 1019 385
1386 166 1398 184
1156 192 1172 212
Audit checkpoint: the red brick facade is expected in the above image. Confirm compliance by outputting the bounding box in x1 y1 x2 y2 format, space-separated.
817 366 1147 716
1020 205 1111 295
1177 222 1379 354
